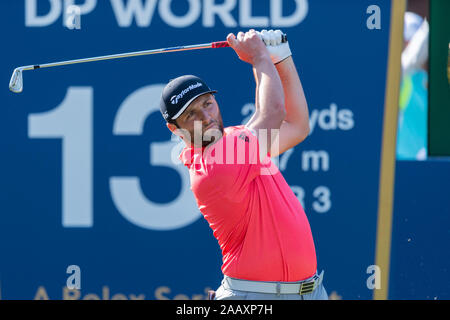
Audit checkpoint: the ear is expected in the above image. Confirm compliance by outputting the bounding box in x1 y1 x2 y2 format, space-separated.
166 122 176 132
166 122 184 138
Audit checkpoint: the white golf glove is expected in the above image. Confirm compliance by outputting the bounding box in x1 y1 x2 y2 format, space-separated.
257 29 292 64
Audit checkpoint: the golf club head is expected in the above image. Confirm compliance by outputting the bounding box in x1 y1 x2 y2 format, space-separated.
9 68 23 93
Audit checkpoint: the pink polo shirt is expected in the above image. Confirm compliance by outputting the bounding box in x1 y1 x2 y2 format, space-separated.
180 125 317 282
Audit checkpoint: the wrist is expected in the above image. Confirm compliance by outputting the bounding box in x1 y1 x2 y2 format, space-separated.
251 52 273 67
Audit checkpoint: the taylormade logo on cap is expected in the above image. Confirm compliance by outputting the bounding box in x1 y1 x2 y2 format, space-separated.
170 82 203 105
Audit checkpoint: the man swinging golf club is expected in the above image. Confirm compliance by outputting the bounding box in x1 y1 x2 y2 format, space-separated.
160 29 328 300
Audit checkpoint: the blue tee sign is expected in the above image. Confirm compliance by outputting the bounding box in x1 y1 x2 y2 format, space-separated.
0 0 392 300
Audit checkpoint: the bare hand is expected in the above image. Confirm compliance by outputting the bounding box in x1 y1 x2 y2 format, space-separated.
226 30 271 66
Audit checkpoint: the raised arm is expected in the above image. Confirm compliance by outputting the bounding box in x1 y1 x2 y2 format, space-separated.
271 56 310 157
227 30 286 161
246 30 310 158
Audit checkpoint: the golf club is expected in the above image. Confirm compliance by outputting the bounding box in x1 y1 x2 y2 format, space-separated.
9 34 287 93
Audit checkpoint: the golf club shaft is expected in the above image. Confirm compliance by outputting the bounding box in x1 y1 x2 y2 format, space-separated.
20 41 230 71
10 34 286 93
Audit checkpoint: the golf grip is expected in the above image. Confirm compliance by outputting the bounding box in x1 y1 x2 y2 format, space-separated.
212 33 288 48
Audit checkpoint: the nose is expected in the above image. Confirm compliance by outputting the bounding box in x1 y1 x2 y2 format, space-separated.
200 109 213 125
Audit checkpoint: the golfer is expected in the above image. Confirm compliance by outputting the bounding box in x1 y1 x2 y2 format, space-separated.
160 29 327 300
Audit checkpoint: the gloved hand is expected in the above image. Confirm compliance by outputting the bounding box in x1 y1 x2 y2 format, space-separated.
257 29 292 64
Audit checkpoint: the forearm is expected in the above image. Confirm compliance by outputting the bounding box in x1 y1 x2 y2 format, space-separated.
228 29 288 159
251 57 285 119
248 57 285 159
275 57 310 134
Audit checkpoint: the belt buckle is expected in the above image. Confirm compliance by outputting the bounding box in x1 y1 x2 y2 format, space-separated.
298 276 317 295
